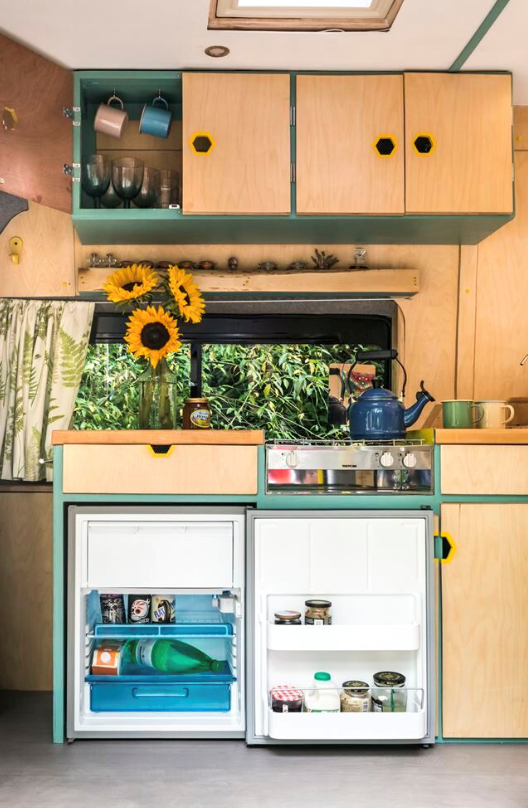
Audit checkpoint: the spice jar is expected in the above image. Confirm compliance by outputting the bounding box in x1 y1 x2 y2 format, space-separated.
274 610 302 625
340 680 371 713
270 686 303 713
304 599 332 625
183 398 211 429
371 671 407 713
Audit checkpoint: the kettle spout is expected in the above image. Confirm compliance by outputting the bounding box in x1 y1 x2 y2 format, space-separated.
403 381 435 428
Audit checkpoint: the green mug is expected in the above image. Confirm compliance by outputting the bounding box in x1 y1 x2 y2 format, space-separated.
442 400 484 429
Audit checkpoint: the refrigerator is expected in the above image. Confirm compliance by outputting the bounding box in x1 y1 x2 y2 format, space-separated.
66 506 434 745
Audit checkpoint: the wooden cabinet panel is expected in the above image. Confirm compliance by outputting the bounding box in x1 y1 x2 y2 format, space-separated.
441 445 528 495
0 33 72 213
182 73 290 215
405 73 513 214
296 75 404 215
0 491 52 690
442 503 528 737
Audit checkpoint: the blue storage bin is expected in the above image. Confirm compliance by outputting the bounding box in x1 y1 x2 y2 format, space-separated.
90 680 232 712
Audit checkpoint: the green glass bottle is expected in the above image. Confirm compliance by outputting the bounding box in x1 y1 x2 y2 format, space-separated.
123 638 223 674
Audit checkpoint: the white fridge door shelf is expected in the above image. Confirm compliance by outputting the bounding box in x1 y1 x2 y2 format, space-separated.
267 622 421 652
268 709 427 741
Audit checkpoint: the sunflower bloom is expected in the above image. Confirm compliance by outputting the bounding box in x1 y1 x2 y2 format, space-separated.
103 264 159 304
125 305 182 368
168 266 205 324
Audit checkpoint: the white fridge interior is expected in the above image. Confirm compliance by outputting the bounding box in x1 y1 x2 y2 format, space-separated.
249 512 434 744
67 509 245 739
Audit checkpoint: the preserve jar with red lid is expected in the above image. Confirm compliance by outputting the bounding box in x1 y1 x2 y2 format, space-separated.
270 685 304 713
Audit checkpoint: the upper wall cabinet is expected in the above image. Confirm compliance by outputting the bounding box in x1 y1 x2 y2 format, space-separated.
182 73 291 215
0 33 72 213
296 75 404 215
405 73 513 215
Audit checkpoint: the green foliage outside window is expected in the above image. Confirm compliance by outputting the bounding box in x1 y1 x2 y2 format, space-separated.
73 342 380 439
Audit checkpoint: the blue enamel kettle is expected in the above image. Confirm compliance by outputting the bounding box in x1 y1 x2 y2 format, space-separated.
348 350 435 440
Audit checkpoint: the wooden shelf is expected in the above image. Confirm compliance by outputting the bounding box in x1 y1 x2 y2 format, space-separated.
435 428 528 445
52 429 264 446
78 267 420 296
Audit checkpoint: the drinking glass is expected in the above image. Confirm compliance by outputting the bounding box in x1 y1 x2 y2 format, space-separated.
81 154 111 208
100 180 123 209
133 167 160 208
112 157 145 209
158 169 180 208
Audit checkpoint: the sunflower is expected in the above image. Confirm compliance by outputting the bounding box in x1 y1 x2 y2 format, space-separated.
125 305 182 368
168 266 205 323
103 264 159 304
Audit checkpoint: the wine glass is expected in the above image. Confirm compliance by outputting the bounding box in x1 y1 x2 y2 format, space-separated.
112 157 145 209
133 167 160 208
81 154 111 208
100 179 123 209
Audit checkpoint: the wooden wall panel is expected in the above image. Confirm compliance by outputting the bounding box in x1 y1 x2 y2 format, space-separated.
0 490 52 691
0 201 75 297
456 245 478 400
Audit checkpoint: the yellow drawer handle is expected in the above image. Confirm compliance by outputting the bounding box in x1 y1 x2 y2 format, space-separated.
412 133 437 156
373 134 398 158
190 131 216 156
147 444 175 458
434 532 457 564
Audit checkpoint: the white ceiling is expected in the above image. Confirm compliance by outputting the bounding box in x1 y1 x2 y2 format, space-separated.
1 0 527 102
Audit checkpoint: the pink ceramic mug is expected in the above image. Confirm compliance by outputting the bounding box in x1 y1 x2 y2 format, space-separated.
94 95 128 139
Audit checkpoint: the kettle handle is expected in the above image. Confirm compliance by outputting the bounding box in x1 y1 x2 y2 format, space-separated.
418 380 435 403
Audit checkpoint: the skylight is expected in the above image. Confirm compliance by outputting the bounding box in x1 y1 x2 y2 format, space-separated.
209 0 404 30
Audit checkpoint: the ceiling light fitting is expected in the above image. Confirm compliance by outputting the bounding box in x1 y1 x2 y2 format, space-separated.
205 45 231 57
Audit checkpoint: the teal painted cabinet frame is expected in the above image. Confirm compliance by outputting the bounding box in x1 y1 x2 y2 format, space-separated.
71 69 514 245
52 444 528 744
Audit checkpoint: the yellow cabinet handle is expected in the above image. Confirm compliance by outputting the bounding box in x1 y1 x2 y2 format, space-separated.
190 132 216 156
434 532 457 564
372 134 398 158
147 444 175 457
412 133 437 156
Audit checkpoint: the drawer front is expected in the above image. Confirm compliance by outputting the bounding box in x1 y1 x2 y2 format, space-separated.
62 444 258 495
441 445 528 495
90 682 231 712
86 521 234 588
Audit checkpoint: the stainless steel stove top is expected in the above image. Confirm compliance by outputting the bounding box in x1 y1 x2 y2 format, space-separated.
266 439 433 495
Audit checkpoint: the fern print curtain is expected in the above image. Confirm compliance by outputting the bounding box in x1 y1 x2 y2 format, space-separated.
0 299 94 481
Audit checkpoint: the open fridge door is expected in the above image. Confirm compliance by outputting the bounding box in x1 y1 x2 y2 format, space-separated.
246 510 435 745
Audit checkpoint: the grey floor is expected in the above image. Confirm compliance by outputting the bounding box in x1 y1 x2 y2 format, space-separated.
1 692 527 808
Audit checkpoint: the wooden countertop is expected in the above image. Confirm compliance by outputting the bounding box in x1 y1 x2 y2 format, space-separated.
52 430 265 446
435 428 528 445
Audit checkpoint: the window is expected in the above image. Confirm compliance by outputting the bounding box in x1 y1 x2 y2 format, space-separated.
209 0 405 31
73 311 391 439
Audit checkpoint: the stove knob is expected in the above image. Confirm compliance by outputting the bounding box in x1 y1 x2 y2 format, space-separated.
403 452 417 469
285 451 299 468
379 452 394 468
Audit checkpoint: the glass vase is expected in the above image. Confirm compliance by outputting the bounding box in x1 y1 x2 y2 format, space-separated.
137 359 178 430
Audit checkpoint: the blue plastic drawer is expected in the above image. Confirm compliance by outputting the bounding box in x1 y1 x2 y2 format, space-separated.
90 680 232 712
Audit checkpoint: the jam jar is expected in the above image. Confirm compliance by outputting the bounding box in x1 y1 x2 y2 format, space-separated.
183 398 211 429
274 610 302 625
340 680 371 713
270 686 303 713
372 671 407 713
304 599 332 625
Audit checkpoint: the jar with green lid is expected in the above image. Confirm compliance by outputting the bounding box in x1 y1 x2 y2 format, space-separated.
371 671 407 713
340 680 371 713
274 610 302 625
304 599 332 625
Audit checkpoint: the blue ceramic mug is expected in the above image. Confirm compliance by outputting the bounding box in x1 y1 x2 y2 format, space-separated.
139 95 172 139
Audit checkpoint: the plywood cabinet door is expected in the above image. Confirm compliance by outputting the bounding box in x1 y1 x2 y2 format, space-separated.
405 73 513 215
182 73 291 215
296 75 404 215
442 503 528 738
0 33 72 213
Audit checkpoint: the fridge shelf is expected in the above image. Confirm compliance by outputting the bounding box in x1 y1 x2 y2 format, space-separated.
91 623 234 640
267 708 427 741
266 622 420 652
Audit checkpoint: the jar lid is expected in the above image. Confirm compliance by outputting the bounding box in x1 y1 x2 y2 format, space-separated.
342 680 370 694
314 671 331 682
270 685 304 702
274 610 302 621
185 398 208 403
373 671 406 687
305 599 332 608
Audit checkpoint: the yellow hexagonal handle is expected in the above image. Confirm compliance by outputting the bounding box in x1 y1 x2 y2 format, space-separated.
190 132 216 156
412 132 437 156
372 134 398 158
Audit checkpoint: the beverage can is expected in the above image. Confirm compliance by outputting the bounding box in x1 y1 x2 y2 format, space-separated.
151 595 176 623
128 595 151 624
100 594 126 624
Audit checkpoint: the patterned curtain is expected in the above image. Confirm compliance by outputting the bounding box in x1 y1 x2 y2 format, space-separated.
0 299 94 481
